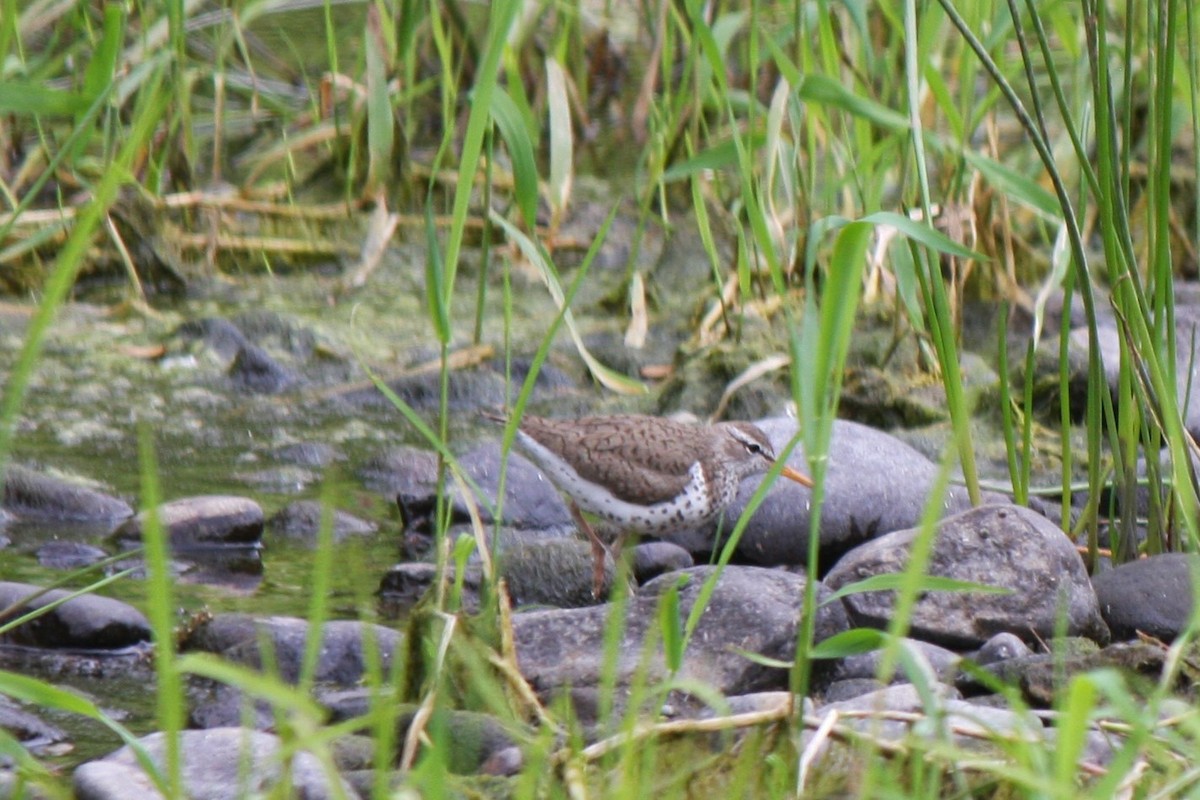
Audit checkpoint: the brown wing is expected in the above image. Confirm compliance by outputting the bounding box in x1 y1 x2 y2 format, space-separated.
518 415 709 506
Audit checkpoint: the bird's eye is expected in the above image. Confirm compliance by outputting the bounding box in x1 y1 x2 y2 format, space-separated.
745 442 763 455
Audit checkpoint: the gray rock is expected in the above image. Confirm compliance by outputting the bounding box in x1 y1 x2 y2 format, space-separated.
388 443 574 534
271 441 344 468
229 343 300 394
961 640 1167 707
114 495 263 549
182 614 401 686
175 317 249 364
975 632 1033 665
2 465 132 522
36 540 109 570
337 367 507 411
379 538 616 611
453 443 574 531
0 581 149 649
630 541 693 583
362 445 439 500
820 638 960 686
819 678 887 703
1091 552 1197 642
825 504 1110 648
267 500 377 546
683 418 976 567
513 565 849 714
73 728 358 800
0 696 68 754
800 683 1048 778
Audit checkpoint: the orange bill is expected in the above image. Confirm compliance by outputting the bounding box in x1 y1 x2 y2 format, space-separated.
779 464 815 488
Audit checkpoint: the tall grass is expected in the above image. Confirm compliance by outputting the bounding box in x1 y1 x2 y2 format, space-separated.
2 0 1200 797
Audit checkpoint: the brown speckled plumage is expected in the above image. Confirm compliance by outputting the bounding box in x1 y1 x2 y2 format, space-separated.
484 412 812 596
487 412 810 534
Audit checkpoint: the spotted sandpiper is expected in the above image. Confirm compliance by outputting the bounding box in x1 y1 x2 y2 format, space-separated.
485 412 814 597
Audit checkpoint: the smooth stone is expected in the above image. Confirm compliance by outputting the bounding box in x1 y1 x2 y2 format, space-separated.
321 695 520 776
379 538 616 611
960 640 1168 706
1091 552 1197 642
336 367 507 412
36 540 109 570
1063 310 1200 440
801 683 1047 776
451 443 574 531
387 443 573 533
0 581 149 649
182 614 401 685
684 418 976 567
975 632 1033 665
630 540 693 583
113 495 263 549
0 696 68 754
513 565 849 716
271 441 344 468
175 317 250 364
819 678 888 703
234 465 317 493
73 728 358 800
819 638 960 686
229 343 301 394
2 465 132 522
825 504 1110 648
360 445 439 499
266 500 377 546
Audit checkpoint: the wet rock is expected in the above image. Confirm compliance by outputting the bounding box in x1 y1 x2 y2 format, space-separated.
113 495 263 549
378 562 442 608
630 541 693 583
36 541 109 570
392 442 574 534
189 680 273 731
801 683 1056 776
362 445 439 501
818 638 960 687
975 632 1033 665
389 708 519 775
267 500 377 546
379 538 616 611
0 581 149 649
73 728 358 800
321 694 521 776
825 504 1110 648
454 443 574 532
234 465 317 493
820 678 887 703
272 441 344 468
183 614 401 686
2 465 132 522
231 309 318 360
686 418 977 569
337 367 507 411
962 640 1170 706
1091 553 1197 642
513 566 849 717
175 317 249 363
500 538 615 607
0 696 69 755
229 343 301 394
1043 293 1200 439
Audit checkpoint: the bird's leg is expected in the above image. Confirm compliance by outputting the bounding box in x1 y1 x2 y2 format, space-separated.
569 501 610 599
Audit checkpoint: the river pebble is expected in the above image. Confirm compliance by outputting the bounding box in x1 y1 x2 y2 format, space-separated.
825 504 1109 648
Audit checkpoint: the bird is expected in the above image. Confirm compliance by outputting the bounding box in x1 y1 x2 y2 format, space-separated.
483 412 813 597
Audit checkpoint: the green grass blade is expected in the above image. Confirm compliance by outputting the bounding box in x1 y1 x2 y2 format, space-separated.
489 87 539 229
